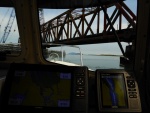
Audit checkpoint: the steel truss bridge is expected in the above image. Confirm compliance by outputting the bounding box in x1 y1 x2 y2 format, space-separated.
41 1 136 47
0 1 136 56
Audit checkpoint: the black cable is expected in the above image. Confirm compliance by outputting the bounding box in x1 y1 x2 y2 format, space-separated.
97 0 125 56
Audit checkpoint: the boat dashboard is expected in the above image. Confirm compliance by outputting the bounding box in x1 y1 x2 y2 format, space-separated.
0 63 141 113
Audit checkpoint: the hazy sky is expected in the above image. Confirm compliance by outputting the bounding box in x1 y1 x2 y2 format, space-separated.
0 0 137 55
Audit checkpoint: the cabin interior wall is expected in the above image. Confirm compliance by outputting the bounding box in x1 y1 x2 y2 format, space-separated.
143 7 150 111
134 0 150 112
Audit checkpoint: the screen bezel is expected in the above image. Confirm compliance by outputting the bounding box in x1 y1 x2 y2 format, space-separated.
1 63 77 112
96 70 128 111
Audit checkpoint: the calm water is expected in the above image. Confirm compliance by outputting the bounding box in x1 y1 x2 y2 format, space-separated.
47 54 124 71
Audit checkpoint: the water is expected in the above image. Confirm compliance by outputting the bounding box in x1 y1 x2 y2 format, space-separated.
82 55 123 70
47 54 124 71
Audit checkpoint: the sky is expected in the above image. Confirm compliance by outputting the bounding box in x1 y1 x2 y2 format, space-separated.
0 0 137 55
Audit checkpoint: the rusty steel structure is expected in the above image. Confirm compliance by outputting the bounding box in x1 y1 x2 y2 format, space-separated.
40 1 136 45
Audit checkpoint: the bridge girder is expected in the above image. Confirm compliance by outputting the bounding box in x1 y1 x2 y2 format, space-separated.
40 1 136 45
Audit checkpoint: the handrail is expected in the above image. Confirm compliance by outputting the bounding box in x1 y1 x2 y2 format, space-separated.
42 43 83 66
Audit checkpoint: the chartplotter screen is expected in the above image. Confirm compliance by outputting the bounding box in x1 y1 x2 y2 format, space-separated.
8 71 72 107
100 73 127 108
96 69 142 112
1 63 88 113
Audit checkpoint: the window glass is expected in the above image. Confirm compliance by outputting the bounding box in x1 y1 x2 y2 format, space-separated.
38 0 137 71
0 7 20 55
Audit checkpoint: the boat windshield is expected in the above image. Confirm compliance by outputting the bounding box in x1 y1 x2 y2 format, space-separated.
38 0 137 71
0 0 137 71
0 7 20 56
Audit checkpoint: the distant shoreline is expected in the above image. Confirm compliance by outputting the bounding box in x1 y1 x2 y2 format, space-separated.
68 52 122 57
84 54 122 57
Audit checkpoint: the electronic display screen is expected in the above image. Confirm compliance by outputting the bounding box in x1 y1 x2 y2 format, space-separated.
8 71 72 108
100 73 128 108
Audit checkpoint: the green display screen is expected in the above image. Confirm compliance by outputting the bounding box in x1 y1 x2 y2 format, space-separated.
8 71 72 107
100 73 128 108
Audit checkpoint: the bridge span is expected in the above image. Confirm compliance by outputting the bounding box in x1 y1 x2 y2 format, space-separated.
40 1 136 45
